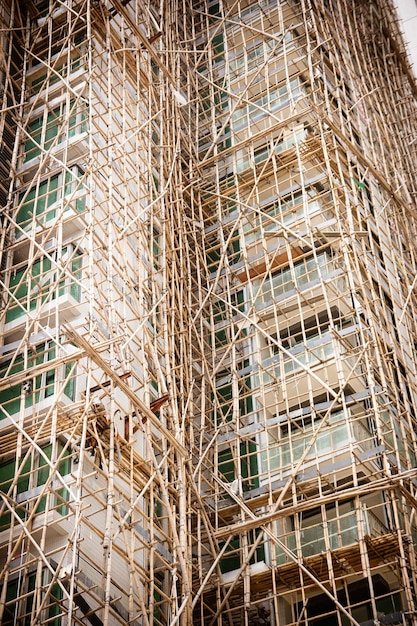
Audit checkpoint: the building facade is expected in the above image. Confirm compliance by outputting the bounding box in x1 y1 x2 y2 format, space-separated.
0 0 417 625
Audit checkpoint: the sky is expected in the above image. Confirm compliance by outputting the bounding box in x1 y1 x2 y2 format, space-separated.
394 0 417 77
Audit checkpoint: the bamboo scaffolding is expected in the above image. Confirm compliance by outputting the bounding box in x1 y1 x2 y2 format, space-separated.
1 0 417 625
187 0 417 624
0 1 195 624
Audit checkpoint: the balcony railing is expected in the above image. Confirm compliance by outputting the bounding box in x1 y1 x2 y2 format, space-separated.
275 508 387 564
235 125 307 174
4 246 82 329
15 166 86 236
261 410 375 475
276 330 335 377
243 192 333 246
232 77 305 138
255 325 361 392
252 251 346 310
0 341 76 420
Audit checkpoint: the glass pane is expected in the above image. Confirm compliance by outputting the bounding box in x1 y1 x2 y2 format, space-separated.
45 175 59 222
24 117 42 162
0 355 24 415
0 459 15 529
2 578 19 624
44 109 60 149
70 251 82 300
64 361 75 400
44 341 56 398
6 268 27 322
218 448 235 482
36 445 52 487
17 188 36 227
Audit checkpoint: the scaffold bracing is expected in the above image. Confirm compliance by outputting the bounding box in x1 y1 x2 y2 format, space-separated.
1 0 417 625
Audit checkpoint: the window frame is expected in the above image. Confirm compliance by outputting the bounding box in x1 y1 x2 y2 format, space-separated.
24 101 87 163
0 341 76 419
5 243 83 324
16 165 85 232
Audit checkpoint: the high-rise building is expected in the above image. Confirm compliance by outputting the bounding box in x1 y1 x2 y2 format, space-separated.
0 0 417 624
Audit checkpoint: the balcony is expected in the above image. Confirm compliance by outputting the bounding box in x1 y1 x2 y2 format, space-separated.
4 292 81 341
252 250 347 310
253 324 366 414
19 101 88 181
275 508 388 565
235 125 307 173
232 78 307 151
266 329 337 378
243 189 334 248
260 409 376 482
2 244 83 340
0 442 72 539
0 341 76 422
14 165 87 241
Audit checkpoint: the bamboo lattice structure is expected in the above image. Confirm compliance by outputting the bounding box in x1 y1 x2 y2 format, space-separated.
0 0 417 625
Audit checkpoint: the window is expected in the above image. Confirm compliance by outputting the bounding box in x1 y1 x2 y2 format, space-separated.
208 1 220 19
212 34 224 65
219 528 264 573
24 101 87 162
244 183 330 244
253 250 334 307
2 572 35 626
152 227 161 270
265 410 349 474
297 576 401 626
232 76 305 133
218 438 259 493
0 441 71 531
0 342 76 418
30 54 84 95
370 230 385 270
230 39 273 80
32 442 71 515
210 291 244 348
16 166 85 231
236 125 307 173
18 175 58 225
351 165 374 216
0 453 30 528
30 5 86 71
5 254 51 323
150 489 164 530
0 568 63 625
153 569 165 622
5 244 82 324
213 360 253 426
229 31 293 80
230 0 274 22
205 231 240 275
276 308 346 352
